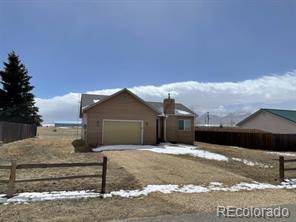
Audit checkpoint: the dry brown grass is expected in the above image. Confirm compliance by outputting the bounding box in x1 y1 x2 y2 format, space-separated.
0 190 296 222
0 195 188 222
158 189 296 213
0 128 296 221
194 142 296 184
0 127 141 193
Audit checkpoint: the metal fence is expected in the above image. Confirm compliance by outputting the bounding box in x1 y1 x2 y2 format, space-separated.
195 127 296 151
0 121 37 143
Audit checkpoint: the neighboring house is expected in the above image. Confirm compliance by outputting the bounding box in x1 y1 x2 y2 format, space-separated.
237 108 296 134
54 121 81 128
80 88 196 146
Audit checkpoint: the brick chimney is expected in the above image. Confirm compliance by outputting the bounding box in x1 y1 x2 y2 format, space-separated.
163 93 175 115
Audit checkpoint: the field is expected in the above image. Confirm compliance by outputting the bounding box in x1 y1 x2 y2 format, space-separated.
0 127 139 193
0 127 296 221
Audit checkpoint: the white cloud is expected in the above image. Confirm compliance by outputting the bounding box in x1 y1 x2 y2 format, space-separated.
36 71 296 123
35 93 81 123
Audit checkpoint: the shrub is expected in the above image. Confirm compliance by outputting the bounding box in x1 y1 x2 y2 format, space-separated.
72 139 92 152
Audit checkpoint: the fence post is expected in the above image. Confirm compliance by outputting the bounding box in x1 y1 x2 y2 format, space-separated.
279 156 285 182
101 156 107 194
7 160 17 197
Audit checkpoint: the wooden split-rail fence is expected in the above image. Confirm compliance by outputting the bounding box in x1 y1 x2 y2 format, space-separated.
0 156 107 197
279 156 296 182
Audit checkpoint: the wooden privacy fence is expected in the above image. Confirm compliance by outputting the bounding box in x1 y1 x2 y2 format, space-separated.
0 121 37 143
195 127 296 151
274 134 296 150
196 127 274 150
0 156 107 197
279 156 296 182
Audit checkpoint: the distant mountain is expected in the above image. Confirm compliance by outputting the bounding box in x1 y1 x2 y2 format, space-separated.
196 112 251 126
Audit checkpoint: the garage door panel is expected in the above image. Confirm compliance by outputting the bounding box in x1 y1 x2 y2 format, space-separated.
103 120 142 145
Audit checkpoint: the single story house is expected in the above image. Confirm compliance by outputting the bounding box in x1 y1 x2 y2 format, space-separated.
237 108 296 134
80 88 196 146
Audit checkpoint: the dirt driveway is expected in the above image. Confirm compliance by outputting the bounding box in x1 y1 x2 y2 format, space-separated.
105 150 250 186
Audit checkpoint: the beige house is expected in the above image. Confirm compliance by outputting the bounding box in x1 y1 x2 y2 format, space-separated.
237 108 296 134
80 88 196 147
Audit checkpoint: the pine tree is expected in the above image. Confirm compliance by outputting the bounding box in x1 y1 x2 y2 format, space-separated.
0 51 42 126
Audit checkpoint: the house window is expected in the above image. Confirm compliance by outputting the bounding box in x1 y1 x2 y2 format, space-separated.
178 119 191 131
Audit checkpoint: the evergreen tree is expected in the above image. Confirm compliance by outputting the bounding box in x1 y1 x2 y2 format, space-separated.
0 51 42 126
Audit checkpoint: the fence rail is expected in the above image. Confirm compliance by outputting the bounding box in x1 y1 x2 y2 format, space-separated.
279 156 296 181
195 127 296 151
0 121 37 144
0 156 108 197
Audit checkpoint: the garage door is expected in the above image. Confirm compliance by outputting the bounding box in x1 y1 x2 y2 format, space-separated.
103 120 142 145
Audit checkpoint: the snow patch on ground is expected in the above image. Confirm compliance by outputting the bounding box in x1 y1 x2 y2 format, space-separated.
0 190 101 205
142 144 229 161
92 145 157 152
228 146 244 150
268 152 296 157
107 179 296 197
1 180 296 204
93 144 229 161
94 144 275 167
231 157 273 168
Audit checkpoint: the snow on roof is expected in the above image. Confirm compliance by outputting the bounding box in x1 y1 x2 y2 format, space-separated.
175 109 191 115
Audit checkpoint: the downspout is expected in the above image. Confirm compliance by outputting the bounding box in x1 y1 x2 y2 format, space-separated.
164 115 167 142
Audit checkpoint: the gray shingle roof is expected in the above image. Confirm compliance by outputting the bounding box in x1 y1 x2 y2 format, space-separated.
80 93 196 116
81 94 108 109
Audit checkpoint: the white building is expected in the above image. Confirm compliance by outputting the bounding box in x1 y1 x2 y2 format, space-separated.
237 109 296 134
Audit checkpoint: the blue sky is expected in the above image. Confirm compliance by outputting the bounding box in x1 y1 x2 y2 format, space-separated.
1 0 296 99
1 1 296 122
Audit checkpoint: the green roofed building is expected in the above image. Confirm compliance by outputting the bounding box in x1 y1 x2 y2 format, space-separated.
237 109 296 134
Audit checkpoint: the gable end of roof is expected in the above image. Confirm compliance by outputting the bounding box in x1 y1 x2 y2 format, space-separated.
82 88 161 114
237 108 296 126
80 89 197 117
